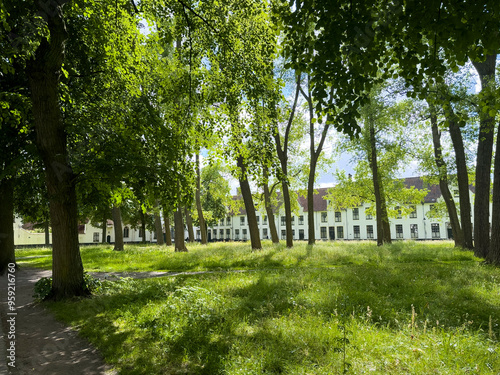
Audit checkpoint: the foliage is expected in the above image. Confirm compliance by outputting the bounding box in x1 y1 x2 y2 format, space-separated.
33 272 102 301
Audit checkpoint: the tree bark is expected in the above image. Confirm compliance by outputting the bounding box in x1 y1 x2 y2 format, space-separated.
430 110 464 247
368 119 391 245
184 207 194 243
112 206 124 251
26 0 87 299
472 55 497 258
195 153 208 244
44 220 50 246
446 115 473 249
307 165 316 245
488 117 500 264
0 178 16 275
174 204 187 252
101 211 107 244
140 209 146 244
163 206 172 246
262 167 279 243
237 156 262 250
154 200 164 245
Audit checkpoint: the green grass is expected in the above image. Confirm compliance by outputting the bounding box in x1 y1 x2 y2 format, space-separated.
19 241 500 374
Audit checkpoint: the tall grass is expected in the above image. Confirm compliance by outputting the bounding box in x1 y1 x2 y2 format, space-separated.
26 241 500 374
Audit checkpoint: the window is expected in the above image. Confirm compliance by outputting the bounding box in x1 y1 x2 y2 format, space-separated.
291 216 295 224
256 216 260 224
299 215 304 225
263 215 268 224
299 229 304 240
353 225 360 239
281 230 286 240
226 217 231 225
234 229 240 240
353 208 359 220
242 229 247 240
220 229 224 238
337 226 344 239
292 229 295 239
226 229 230 239
321 212 328 223
240 216 245 225
409 206 417 218
213 231 217 240
281 216 286 226
410 224 418 239
220 218 224 226
93 232 99 242
396 224 403 238
396 207 402 219
263 228 268 238
123 227 129 238
320 227 327 239
431 223 440 239
197 230 201 240
335 211 341 222
453 189 459 197
365 208 372 220
366 225 374 239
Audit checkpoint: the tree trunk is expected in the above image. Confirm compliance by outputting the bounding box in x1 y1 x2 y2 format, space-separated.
27 0 86 299
281 181 293 248
44 220 50 246
307 165 316 245
101 211 107 244
154 212 164 246
447 116 473 249
140 209 146 244
368 119 391 245
184 207 194 243
0 178 15 275
430 110 464 247
472 55 496 258
174 204 187 252
112 206 124 251
263 176 279 243
488 117 500 265
163 206 172 246
237 156 262 250
195 153 208 244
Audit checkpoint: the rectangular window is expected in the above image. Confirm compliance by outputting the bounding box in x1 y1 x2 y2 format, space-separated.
353 225 360 239
197 230 201 240
281 230 286 240
226 229 231 239
256 216 260 224
242 229 247 240
291 216 295 224
299 215 304 225
337 226 344 239
220 229 224 238
213 231 217 240
396 207 402 219
93 232 99 242
335 211 341 222
321 212 328 223
409 205 417 218
281 216 286 226
263 215 268 224
263 228 268 238
227 217 231 225
320 227 327 239
220 218 224 226
123 227 129 238
299 229 304 240
396 224 403 238
366 225 373 239
235 229 240 240
292 229 295 239
431 223 440 239
410 224 418 239
365 208 372 220
353 208 359 220
240 216 245 225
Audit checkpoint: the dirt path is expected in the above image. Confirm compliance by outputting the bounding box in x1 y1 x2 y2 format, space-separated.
0 268 116 375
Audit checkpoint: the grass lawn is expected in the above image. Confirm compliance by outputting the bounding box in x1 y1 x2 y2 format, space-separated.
17 241 500 374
